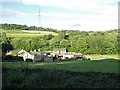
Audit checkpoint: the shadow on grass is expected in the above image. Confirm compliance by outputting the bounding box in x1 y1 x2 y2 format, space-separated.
2 66 120 89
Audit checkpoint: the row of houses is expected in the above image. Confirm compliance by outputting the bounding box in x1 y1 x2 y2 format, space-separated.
6 48 87 62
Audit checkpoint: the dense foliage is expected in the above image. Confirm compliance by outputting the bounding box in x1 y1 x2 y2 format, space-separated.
1 23 118 54
0 32 13 52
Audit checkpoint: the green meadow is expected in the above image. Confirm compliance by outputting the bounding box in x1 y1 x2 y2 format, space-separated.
86 54 118 60
3 58 119 74
2 58 120 88
3 30 58 38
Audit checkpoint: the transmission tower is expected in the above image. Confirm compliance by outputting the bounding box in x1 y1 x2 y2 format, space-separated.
38 9 41 30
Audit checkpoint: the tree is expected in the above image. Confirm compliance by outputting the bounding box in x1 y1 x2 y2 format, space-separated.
1 32 8 44
44 34 54 40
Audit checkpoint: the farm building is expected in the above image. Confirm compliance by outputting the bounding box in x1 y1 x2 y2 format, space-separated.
62 54 74 59
5 48 88 62
22 52 44 62
53 48 67 55
18 49 27 57
44 55 53 62
61 52 83 60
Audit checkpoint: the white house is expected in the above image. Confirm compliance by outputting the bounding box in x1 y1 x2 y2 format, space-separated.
18 49 27 57
53 48 66 55
22 52 44 62
62 54 74 59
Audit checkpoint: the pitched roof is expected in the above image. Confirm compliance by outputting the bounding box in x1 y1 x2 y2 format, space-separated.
53 48 66 51
18 49 27 54
29 51 44 55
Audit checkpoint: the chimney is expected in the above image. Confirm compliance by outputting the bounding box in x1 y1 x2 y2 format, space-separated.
34 49 37 52
38 49 40 52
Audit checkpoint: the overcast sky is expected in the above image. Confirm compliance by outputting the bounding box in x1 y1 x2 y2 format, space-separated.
0 0 119 31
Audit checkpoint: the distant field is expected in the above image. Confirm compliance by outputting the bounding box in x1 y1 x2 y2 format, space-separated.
6 33 44 38
3 30 58 38
22 30 57 35
86 54 119 60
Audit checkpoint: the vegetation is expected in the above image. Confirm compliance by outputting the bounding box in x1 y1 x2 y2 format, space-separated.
1 23 118 54
1 23 119 88
2 59 120 88
0 32 13 55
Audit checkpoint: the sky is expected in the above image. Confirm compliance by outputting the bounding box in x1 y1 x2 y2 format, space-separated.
0 0 119 31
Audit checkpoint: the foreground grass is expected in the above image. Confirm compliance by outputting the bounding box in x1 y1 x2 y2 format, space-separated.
3 68 120 88
2 59 120 88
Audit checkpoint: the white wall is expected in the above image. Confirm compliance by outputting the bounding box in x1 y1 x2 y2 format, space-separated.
62 54 74 59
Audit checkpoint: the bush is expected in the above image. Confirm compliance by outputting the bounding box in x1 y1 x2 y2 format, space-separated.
4 55 23 62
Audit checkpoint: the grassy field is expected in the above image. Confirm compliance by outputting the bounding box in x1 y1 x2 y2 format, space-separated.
2 30 58 38
2 59 120 88
86 54 118 60
3 58 119 74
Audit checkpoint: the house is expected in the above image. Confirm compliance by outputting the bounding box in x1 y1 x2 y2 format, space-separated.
72 52 83 58
22 52 44 62
18 49 27 57
18 49 27 54
62 54 74 59
53 48 67 55
44 55 53 62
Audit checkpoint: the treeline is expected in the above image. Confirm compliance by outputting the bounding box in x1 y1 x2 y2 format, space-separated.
1 24 119 54
0 23 58 32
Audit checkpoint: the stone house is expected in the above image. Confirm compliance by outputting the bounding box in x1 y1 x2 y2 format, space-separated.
53 48 67 55
44 55 53 62
22 52 44 62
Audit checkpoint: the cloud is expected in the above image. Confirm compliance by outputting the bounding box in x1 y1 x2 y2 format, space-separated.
0 9 27 18
70 24 81 27
22 0 118 12
35 12 90 18
24 0 118 20
2 0 117 31
1 0 21 2
30 0 118 31
34 11 117 22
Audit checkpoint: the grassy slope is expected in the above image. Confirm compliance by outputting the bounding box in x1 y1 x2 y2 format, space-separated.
3 30 58 38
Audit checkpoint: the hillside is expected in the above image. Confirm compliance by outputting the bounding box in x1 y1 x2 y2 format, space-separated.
0 23 58 32
1 23 119 55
